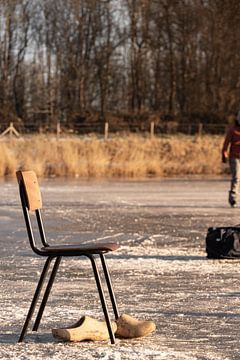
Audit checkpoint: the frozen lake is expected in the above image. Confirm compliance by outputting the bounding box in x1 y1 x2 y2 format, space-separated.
0 178 240 359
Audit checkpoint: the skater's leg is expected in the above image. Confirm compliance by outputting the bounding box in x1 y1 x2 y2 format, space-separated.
229 157 240 206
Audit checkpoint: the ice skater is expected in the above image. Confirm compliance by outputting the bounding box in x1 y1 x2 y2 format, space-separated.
222 111 240 207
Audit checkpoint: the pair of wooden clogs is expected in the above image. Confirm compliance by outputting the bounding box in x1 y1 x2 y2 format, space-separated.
52 314 156 342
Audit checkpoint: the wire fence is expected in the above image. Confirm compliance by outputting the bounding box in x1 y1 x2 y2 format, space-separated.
0 121 228 139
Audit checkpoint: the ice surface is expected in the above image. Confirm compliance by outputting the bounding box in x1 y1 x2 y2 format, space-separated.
0 178 239 359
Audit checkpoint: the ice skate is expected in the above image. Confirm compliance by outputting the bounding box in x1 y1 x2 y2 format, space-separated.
229 191 237 208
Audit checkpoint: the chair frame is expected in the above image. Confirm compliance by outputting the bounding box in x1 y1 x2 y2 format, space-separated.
16 171 120 343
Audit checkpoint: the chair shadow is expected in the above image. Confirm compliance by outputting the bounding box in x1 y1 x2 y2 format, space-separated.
0 333 19 344
110 254 207 261
108 253 240 262
0 332 54 344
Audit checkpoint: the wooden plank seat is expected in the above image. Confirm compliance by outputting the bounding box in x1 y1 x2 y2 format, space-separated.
40 243 120 255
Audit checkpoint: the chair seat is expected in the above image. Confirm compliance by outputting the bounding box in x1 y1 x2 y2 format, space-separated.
41 242 120 255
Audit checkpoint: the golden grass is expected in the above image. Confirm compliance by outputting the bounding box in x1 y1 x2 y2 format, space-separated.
0 134 226 178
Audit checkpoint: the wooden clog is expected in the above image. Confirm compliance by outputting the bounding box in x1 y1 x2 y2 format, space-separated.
52 315 117 342
115 314 156 338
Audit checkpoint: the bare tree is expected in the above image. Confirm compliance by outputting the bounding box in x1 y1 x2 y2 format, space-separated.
1 0 240 131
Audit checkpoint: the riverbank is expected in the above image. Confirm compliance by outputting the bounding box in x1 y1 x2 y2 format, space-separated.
0 134 226 178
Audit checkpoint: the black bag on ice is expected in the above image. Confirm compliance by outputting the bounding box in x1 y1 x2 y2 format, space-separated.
206 227 240 259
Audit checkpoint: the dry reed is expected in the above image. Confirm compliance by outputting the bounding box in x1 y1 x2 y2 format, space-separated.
0 134 226 179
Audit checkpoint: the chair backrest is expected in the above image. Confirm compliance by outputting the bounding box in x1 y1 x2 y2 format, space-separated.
16 170 42 211
16 170 48 253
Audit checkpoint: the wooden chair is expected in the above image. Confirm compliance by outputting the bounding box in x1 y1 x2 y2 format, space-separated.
16 170 120 343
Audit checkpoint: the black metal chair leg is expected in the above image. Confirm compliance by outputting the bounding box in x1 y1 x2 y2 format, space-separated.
32 256 61 332
100 254 120 320
88 255 116 344
18 257 53 342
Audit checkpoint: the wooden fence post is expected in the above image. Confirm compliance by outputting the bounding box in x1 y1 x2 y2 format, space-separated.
0 122 20 139
104 122 109 140
56 122 61 139
150 121 155 138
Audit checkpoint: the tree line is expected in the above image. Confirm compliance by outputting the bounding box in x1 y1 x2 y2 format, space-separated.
0 0 240 133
